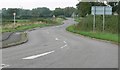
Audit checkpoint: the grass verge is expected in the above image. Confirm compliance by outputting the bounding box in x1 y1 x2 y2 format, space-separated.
66 25 119 43
2 18 64 33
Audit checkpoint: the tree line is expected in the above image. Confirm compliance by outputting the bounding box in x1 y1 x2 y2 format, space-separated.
2 7 76 19
76 2 119 17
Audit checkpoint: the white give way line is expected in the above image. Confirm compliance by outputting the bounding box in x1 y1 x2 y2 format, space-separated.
22 51 55 60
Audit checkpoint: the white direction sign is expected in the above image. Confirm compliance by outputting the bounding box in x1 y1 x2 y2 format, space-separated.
91 6 112 32
92 6 112 15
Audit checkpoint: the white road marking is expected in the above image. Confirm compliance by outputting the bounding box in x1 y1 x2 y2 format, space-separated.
0 64 10 68
55 38 59 41
63 41 67 44
22 51 55 60
15 32 20 35
56 26 59 27
61 44 67 49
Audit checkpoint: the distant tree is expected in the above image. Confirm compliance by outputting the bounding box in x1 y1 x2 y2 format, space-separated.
64 7 76 17
20 9 32 19
108 2 118 12
53 8 64 17
31 7 52 18
2 8 20 19
76 2 91 17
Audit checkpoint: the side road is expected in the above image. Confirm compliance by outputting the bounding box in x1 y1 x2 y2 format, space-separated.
1 32 28 48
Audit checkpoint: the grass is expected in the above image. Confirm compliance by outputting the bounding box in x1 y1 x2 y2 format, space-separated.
66 25 119 43
1 18 64 33
76 15 118 33
2 24 52 32
55 18 64 24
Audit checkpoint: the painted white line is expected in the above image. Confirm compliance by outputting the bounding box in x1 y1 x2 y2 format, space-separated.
0 64 10 68
15 32 20 35
22 51 55 60
63 41 67 44
61 44 67 49
55 38 59 41
56 26 59 27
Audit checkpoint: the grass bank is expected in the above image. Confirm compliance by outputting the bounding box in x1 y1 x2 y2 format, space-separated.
76 15 118 33
66 15 118 43
1 18 64 33
66 24 119 43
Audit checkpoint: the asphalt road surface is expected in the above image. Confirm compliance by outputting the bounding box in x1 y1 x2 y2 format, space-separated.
2 18 118 68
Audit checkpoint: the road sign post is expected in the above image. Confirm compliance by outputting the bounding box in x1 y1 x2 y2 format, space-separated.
103 7 105 32
93 6 96 32
91 6 112 32
13 13 16 29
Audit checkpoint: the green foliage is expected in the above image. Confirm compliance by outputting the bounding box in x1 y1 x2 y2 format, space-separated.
2 7 76 20
2 18 64 33
2 24 51 32
77 15 118 34
31 7 52 18
66 25 119 43
76 2 119 17
53 8 64 17
76 2 91 17
64 7 76 17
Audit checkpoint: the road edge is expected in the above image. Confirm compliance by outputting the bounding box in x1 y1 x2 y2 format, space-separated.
1 32 28 49
66 25 119 45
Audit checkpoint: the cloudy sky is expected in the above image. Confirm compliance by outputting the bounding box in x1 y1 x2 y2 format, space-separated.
0 0 79 10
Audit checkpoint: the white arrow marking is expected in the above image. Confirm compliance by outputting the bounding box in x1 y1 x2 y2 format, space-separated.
61 44 67 49
63 41 67 44
55 38 59 41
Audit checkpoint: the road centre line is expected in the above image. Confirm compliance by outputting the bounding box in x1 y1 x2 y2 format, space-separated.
22 51 55 60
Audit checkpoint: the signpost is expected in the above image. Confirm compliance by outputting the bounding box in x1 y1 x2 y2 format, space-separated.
13 13 16 29
91 6 112 32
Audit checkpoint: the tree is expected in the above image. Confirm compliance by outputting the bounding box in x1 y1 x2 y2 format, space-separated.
76 2 91 17
108 2 118 13
31 7 52 18
2 8 20 19
64 7 76 17
118 1 120 14
53 8 64 17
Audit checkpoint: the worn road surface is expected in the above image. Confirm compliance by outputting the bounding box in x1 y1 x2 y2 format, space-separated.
2 18 118 68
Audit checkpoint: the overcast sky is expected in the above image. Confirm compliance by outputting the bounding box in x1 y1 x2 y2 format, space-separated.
0 0 79 10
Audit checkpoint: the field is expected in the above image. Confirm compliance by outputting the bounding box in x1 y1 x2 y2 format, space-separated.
1 18 64 33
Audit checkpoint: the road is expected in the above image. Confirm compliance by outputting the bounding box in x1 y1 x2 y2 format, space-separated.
2 18 118 68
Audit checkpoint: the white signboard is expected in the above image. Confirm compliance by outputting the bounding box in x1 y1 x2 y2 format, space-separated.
92 6 112 15
91 6 112 32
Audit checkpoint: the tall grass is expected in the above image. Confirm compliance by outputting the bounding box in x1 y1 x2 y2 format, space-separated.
77 15 118 34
